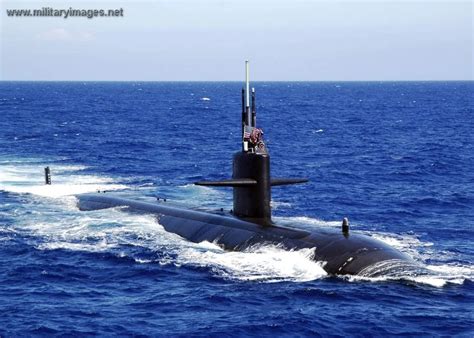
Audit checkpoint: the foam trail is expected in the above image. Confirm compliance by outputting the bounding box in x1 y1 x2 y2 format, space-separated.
346 262 471 288
270 201 292 209
28 206 327 283
369 233 433 261
274 216 340 229
0 159 126 198
177 243 327 283
356 232 473 287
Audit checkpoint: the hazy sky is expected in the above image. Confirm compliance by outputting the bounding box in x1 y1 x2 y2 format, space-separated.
1 0 472 80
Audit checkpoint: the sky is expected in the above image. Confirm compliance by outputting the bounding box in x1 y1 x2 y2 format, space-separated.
1 0 472 81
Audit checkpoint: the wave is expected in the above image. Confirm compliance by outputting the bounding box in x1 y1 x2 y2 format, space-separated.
28 206 327 283
0 158 126 197
276 216 473 287
176 243 327 283
1 157 472 286
345 259 470 288
274 216 341 228
354 232 473 287
270 201 292 209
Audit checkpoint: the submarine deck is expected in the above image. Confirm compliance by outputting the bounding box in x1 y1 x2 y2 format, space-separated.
76 193 417 276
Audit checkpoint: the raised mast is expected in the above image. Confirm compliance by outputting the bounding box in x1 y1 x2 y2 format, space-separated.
245 60 250 109
242 60 251 151
251 87 256 127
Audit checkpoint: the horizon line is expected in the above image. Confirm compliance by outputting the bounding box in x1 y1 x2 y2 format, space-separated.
1 79 473 83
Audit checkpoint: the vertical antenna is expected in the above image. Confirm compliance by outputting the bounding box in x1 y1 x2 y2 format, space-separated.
242 61 251 152
251 87 256 127
245 60 250 108
245 61 251 129
241 88 245 147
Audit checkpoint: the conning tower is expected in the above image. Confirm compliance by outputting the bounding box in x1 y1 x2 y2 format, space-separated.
195 61 307 225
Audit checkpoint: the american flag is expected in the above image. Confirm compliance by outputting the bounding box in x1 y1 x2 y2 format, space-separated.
243 126 252 140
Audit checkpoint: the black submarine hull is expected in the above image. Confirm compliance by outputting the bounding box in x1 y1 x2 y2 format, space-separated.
76 193 418 276
72 63 425 278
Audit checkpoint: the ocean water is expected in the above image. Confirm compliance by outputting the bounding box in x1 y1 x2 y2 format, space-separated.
0 81 473 336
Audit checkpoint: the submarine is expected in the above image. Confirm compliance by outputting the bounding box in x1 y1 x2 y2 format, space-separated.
76 61 420 276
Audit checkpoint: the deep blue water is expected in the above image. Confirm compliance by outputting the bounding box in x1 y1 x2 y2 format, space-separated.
0 81 473 336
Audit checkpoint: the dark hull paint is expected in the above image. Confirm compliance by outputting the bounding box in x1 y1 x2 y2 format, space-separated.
76 193 418 276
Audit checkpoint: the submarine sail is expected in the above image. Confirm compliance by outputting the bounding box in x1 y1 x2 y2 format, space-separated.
195 61 308 225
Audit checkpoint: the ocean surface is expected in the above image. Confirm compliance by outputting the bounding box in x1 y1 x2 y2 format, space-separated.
0 81 473 336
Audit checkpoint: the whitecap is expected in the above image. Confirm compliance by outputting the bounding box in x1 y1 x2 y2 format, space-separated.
270 200 292 209
176 243 327 283
274 216 340 228
0 160 127 198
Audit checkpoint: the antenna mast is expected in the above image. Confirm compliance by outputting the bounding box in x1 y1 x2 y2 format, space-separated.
241 60 261 153
246 60 250 104
242 61 251 151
